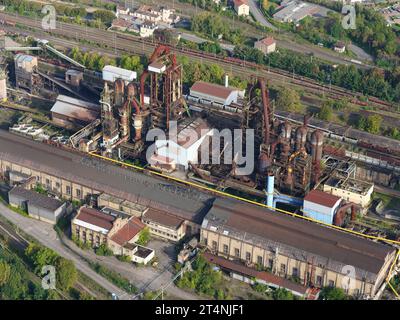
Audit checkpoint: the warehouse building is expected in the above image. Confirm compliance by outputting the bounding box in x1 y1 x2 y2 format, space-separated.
303 189 342 224
273 1 319 23
189 81 239 106
201 198 396 298
102 65 137 83
50 95 100 128
152 117 214 171
72 206 117 247
323 175 373 209
142 208 186 242
0 130 209 240
8 186 66 224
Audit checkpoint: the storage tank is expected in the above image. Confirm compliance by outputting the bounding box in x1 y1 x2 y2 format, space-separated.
119 103 130 138
279 121 292 140
114 79 125 108
310 130 324 164
295 126 307 151
126 82 136 101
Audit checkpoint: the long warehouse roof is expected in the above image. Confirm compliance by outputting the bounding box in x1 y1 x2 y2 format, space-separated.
0 131 211 224
203 198 395 281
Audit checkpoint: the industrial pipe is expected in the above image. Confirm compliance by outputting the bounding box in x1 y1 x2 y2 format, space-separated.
267 174 275 208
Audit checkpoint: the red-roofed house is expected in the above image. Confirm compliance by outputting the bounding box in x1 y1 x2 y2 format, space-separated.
255 36 277 54
233 0 249 16
108 217 155 264
303 190 342 225
71 206 155 264
71 206 119 247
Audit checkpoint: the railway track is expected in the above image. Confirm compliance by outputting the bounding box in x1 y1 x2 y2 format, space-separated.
1 13 397 112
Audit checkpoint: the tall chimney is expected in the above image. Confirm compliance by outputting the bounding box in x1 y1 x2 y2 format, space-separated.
224 74 229 88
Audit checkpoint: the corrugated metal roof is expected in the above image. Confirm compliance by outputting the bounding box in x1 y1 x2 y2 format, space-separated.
51 95 100 123
9 186 63 211
74 207 116 231
144 208 184 229
190 81 236 100
304 190 341 208
204 198 395 281
102 65 137 81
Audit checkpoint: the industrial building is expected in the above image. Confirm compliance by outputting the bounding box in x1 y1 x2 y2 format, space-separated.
142 208 186 242
50 95 101 128
273 1 319 23
323 175 374 209
303 189 342 225
71 205 155 264
201 198 396 298
72 206 117 246
189 81 240 106
152 117 214 171
14 54 41 93
8 186 66 224
0 129 397 296
0 130 208 239
102 65 137 83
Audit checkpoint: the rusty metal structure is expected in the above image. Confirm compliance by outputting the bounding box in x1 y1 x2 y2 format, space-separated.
140 45 187 132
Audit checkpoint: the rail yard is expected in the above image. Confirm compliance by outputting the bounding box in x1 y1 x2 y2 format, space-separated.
0 5 400 304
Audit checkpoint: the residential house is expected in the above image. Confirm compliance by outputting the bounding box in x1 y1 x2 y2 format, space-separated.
254 36 277 54
233 0 250 16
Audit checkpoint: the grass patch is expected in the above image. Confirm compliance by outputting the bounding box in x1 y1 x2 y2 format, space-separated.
89 262 137 294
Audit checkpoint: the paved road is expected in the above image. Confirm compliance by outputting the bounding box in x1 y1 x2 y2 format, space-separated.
248 0 277 30
0 200 200 300
0 202 129 299
348 43 374 63
61 235 202 300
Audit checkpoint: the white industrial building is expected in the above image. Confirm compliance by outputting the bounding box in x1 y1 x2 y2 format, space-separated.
102 65 137 83
303 190 342 225
189 81 240 106
151 117 214 171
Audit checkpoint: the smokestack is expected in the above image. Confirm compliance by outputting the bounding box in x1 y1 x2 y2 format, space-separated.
224 74 229 88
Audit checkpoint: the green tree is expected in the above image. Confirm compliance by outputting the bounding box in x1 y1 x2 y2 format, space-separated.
137 228 151 246
358 115 382 134
55 258 77 290
0 260 11 286
318 103 333 121
319 286 347 300
272 288 294 300
276 88 304 113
